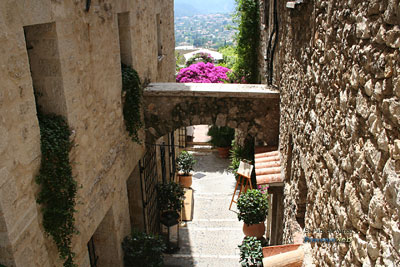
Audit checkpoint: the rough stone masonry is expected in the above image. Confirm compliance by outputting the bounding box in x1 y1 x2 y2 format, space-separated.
260 0 400 266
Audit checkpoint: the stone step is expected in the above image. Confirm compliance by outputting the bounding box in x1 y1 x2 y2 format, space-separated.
163 228 244 262
191 195 239 220
185 145 215 152
164 254 240 267
183 218 241 229
187 141 211 146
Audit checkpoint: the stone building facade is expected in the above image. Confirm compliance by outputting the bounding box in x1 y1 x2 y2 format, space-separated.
260 0 400 266
0 1 175 266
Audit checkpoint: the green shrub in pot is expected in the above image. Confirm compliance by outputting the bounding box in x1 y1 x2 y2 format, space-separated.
157 181 185 226
176 151 196 175
157 181 185 213
207 126 235 148
122 229 166 267
237 189 268 225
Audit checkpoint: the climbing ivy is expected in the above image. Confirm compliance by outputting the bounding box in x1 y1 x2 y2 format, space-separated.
234 0 260 83
36 113 78 267
121 64 143 143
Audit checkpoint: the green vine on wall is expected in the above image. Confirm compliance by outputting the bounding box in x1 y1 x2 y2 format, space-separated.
121 64 143 143
36 113 78 267
234 0 260 83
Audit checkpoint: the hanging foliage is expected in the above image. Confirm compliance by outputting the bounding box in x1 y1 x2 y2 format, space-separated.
36 113 78 267
121 64 143 143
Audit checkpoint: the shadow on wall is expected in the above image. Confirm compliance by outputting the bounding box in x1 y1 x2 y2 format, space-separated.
288 1 313 68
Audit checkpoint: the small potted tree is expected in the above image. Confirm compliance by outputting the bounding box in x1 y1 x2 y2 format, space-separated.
157 181 185 225
207 126 235 158
176 151 196 188
122 229 166 267
237 189 268 239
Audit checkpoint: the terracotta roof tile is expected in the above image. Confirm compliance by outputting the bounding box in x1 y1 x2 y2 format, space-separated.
255 150 283 185
255 161 280 169
255 155 280 163
254 150 279 158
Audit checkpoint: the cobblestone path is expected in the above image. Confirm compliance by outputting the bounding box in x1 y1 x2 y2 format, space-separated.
164 151 243 267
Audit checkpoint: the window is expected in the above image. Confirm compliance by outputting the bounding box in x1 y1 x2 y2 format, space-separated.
156 14 163 59
117 12 133 66
24 22 67 116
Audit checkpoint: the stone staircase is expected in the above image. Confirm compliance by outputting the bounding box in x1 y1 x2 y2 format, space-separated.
164 191 243 266
184 142 215 153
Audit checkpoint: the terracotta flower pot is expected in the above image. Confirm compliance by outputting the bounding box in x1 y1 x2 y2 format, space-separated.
217 147 230 158
243 222 265 239
178 174 192 188
262 244 301 258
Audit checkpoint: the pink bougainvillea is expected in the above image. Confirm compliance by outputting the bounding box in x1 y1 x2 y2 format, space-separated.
176 62 231 83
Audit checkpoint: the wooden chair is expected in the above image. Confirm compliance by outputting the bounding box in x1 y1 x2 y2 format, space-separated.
229 161 254 211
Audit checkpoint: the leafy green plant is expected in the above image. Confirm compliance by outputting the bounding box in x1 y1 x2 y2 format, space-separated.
186 52 214 67
35 113 78 267
176 151 197 175
238 236 265 267
228 140 253 174
234 0 260 83
237 189 268 225
218 45 238 70
175 51 186 72
229 139 255 187
121 64 142 143
122 229 166 267
207 126 235 148
157 182 185 213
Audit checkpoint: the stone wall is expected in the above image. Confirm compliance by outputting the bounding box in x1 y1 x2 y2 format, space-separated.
143 83 280 146
260 0 400 266
0 1 175 266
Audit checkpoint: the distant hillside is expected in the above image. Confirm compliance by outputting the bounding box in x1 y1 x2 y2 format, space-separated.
175 0 235 17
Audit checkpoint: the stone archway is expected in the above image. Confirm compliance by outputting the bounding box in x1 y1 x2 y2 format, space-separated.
143 83 280 145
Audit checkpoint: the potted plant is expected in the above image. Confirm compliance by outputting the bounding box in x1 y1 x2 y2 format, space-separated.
237 189 268 239
207 126 235 158
157 181 185 225
122 229 166 267
176 151 196 188
228 140 254 186
238 236 266 267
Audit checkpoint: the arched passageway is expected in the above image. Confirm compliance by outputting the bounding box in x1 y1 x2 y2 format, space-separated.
143 83 280 146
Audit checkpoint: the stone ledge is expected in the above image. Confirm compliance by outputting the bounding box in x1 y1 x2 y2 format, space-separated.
144 83 280 98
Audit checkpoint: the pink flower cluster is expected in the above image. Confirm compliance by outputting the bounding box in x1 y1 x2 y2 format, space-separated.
258 185 269 195
176 62 231 83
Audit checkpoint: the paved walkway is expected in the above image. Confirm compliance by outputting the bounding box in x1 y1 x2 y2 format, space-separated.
164 151 243 267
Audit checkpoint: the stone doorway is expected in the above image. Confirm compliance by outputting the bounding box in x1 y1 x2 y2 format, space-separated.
87 207 120 267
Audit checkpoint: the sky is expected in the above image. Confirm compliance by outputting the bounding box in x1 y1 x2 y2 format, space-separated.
174 0 236 17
